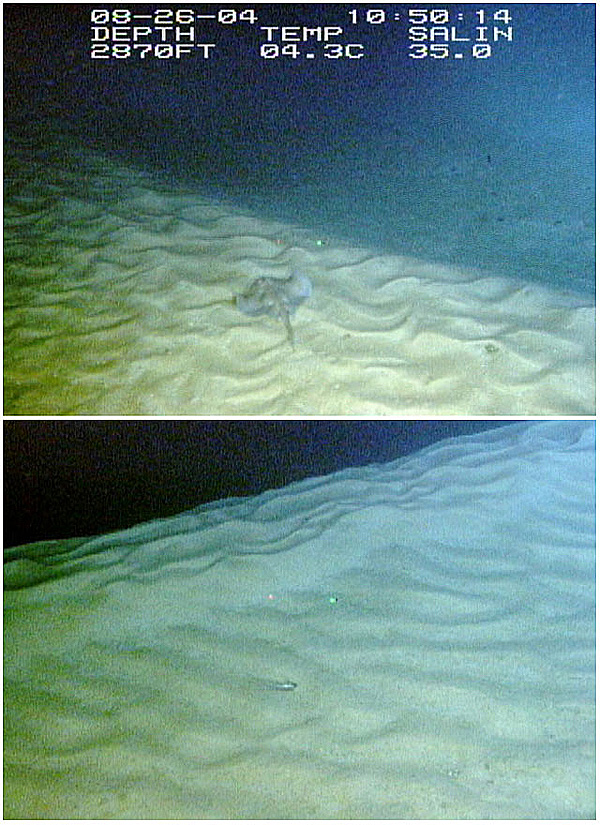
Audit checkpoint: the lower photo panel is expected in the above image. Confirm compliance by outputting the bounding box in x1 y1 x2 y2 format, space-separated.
3 419 595 819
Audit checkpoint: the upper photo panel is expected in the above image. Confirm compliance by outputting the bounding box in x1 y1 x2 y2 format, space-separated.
4 4 595 415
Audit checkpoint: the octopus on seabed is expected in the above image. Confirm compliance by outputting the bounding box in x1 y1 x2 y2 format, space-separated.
236 270 312 347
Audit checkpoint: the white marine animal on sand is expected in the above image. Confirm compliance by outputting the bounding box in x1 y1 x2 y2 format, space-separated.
236 270 312 346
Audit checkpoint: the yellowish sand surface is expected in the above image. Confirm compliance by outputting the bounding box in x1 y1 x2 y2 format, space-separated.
4 134 595 415
4 421 595 819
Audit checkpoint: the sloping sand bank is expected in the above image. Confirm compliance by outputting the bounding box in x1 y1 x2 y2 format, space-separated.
4 132 594 415
4 421 595 819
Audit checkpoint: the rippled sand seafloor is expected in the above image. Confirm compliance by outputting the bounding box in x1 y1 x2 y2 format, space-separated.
4 132 595 415
4 422 595 818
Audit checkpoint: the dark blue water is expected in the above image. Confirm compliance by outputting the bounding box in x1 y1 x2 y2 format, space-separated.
4 419 512 547
5 4 595 294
